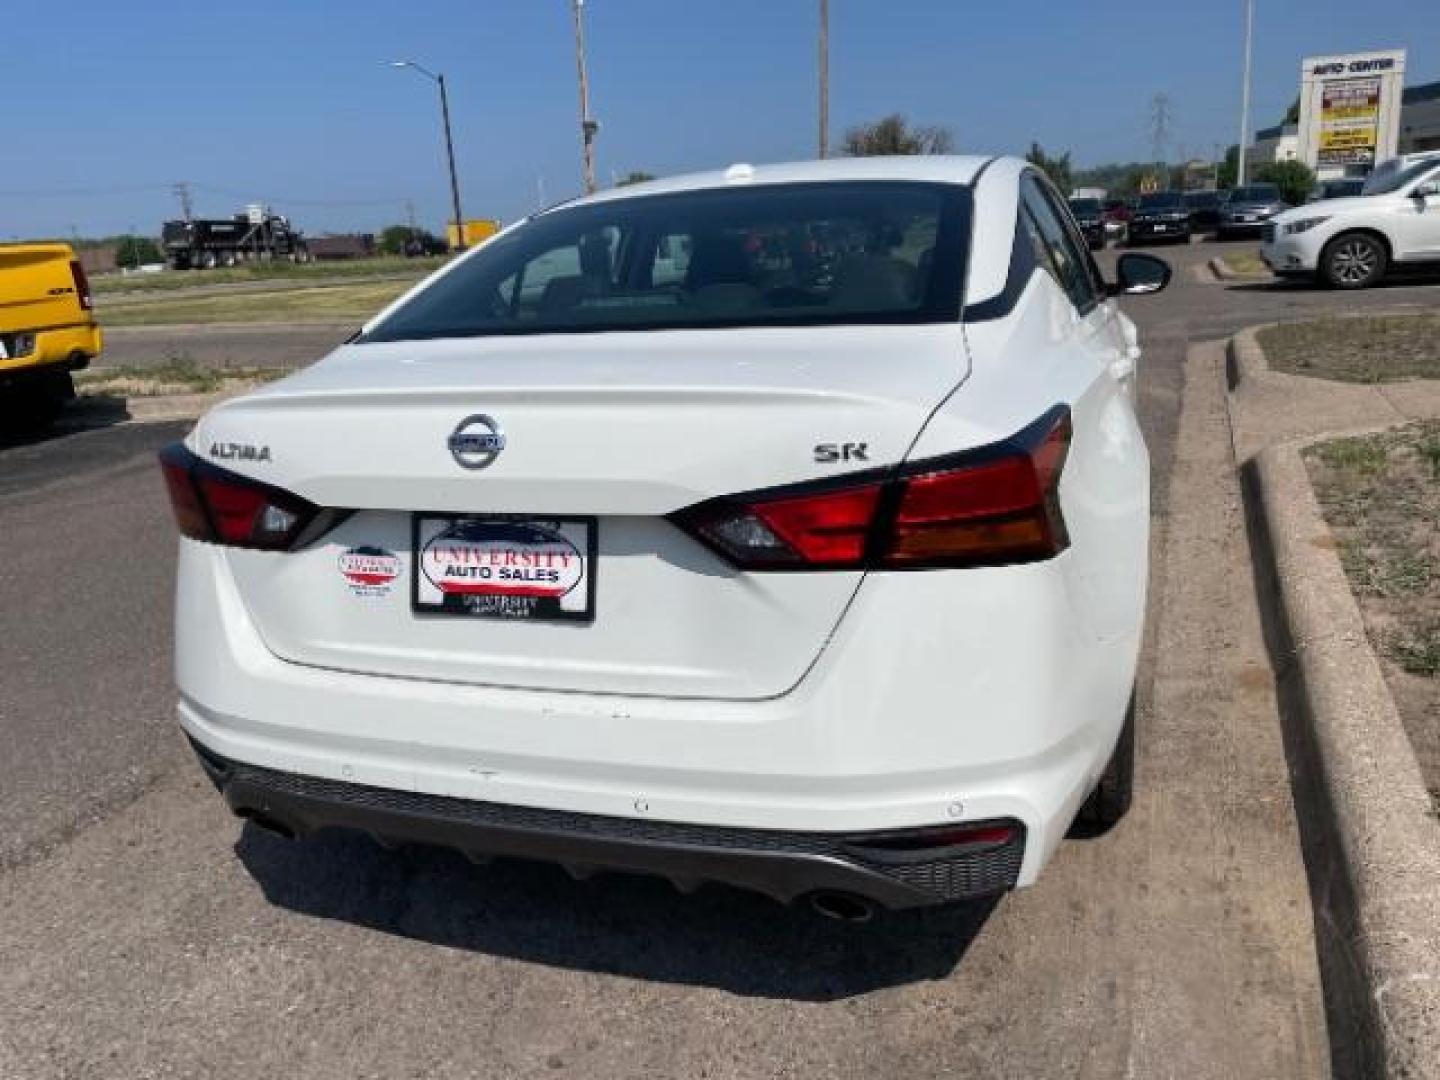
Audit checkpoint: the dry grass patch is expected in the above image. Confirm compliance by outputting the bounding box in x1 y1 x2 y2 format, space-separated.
76 360 287 397
91 256 445 294
1260 312 1440 383
1306 421 1440 806
1219 249 1267 275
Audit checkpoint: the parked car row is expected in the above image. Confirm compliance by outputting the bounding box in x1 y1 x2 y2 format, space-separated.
1070 185 1291 248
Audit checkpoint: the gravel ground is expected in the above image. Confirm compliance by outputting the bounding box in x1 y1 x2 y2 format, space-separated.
1305 420 1440 806
1260 312 1440 382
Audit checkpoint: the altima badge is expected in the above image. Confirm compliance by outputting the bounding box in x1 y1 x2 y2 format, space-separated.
448 415 506 470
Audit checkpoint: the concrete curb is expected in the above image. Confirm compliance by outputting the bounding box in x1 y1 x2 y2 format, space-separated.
1246 428 1440 1076
71 387 239 426
1225 323 1272 388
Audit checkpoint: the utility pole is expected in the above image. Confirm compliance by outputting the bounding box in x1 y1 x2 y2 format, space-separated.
572 0 598 195
818 0 829 158
172 182 194 222
1237 0 1255 186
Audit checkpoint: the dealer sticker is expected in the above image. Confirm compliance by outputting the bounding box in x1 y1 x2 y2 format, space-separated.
412 516 595 622
338 546 401 597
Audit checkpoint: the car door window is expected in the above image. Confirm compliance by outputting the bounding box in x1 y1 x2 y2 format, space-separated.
1021 175 1102 315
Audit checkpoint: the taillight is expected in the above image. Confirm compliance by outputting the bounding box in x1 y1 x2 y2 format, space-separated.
157 443 319 550
69 259 92 311
673 406 1072 571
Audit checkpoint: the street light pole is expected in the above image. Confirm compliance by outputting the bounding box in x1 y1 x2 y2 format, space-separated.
572 0 597 195
1237 0 1254 186
436 73 466 249
818 0 829 158
388 60 467 250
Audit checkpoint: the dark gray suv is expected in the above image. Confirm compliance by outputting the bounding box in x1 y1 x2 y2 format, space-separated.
1217 184 1288 239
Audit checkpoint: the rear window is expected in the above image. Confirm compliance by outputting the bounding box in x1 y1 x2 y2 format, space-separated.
1230 185 1279 201
1184 192 1219 207
1068 198 1102 214
362 182 969 342
1138 192 1184 209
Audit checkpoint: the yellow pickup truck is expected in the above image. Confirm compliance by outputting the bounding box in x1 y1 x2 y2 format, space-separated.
0 243 103 431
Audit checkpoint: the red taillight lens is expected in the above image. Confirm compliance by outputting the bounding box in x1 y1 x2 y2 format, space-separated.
673 406 1072 571
69 259 92 310
888 412 1070 566
750 484 883 565
682 482 881 569
157 443 317 550
159 453 211 540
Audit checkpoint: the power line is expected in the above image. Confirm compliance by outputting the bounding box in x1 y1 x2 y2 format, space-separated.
188 183 410 208
0 182 172 198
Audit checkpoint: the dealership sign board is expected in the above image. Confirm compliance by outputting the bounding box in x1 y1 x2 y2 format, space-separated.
1297 50 1406 177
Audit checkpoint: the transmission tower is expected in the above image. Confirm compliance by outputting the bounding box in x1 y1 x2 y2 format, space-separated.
172 182 194 222
1148 93 1173 165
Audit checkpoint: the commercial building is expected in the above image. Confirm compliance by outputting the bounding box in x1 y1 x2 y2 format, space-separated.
1248 50 1438 178
1399 80 1440 153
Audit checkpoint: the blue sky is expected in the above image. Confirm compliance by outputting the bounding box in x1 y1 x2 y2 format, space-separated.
3 0 1436 239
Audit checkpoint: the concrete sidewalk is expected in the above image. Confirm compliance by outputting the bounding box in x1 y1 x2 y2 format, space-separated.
1227 324 1440 462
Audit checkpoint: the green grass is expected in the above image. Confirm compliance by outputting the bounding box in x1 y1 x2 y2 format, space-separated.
1311 435 1390 476
1389 618 1440 677
100 280 413 326
91 256 445 294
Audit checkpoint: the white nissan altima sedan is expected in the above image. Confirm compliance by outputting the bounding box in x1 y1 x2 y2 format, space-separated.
160 156 1171 918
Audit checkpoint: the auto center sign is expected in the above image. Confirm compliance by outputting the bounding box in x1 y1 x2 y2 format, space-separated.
1297 50 1406 177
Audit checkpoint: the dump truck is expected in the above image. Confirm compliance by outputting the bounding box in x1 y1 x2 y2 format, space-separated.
161 205 310 269
0 243 101 432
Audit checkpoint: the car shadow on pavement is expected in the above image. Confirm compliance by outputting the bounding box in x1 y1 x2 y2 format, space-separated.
0 394 130 450
1225 268 1440 294
234 824 998 1001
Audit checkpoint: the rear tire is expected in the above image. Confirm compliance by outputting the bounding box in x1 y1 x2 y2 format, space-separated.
1079 692 1135 828
201 251 219 270
1322 232 1387 289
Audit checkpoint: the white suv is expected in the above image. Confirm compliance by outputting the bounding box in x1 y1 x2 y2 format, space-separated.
160 157 1170 917
1262 154 1440 288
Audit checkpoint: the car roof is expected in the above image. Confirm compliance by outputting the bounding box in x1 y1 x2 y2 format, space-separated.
572 156 996 208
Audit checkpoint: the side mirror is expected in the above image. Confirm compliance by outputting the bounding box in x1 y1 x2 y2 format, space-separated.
1107 252 1172 297
1412 181 1440 200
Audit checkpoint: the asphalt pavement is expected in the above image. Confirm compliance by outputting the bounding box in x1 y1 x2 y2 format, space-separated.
3 240 1438 1077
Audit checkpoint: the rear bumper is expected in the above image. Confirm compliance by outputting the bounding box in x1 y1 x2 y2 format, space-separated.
1127 222 1189 241
0 323 101 386
190 737 1026 908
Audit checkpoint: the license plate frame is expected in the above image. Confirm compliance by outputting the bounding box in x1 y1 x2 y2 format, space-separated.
411 514 597 623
